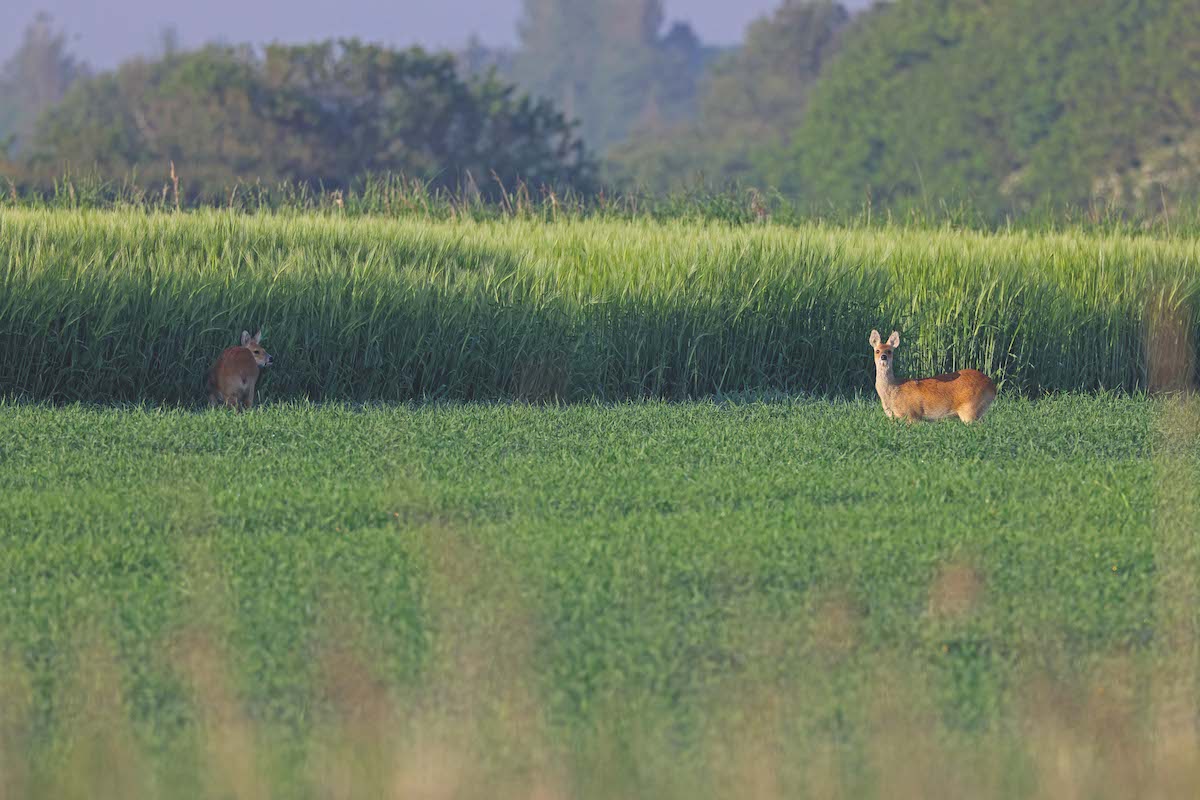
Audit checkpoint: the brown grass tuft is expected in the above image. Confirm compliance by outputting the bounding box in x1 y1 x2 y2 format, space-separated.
808 590 862 661
51 635 148 800
927 560 985 622
170 628 267 800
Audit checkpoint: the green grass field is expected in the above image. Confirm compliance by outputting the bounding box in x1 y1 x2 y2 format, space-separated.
1 396 1197 798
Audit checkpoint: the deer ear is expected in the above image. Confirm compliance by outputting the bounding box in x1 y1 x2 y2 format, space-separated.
241 330 251 346
869 330 881 347
252 330 262 344
887 331 900 348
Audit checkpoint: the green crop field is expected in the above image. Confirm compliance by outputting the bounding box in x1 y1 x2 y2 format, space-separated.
2 209 1199 798
1 396 1198 798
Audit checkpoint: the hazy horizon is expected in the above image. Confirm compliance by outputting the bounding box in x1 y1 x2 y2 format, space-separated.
3 0 874 68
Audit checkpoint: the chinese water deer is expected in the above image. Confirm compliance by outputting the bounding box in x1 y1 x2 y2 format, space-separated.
870 330 996 423
208 330 273 410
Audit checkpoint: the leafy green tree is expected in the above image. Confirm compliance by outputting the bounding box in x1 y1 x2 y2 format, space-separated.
26 45 314 192
0 13 89 157
24 41 594 198
261 41 589 188
785 0 1200 215
609 0 849 191
511 0 710 151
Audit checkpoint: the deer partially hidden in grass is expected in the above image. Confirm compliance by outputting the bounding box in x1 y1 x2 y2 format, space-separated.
208 330 273 411
870 330 996 423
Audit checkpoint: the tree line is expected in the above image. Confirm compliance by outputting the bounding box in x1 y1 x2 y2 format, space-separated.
3 1 1199 217
0 17 594 200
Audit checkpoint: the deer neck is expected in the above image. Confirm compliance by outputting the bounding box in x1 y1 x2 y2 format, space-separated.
875 364 899 400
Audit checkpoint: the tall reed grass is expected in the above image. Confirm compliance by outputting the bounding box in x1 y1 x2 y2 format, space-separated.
8 171 1200 235
1 209 1197 403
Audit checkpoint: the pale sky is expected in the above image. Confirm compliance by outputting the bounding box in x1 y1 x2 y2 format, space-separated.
3 1 873 68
